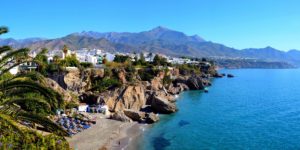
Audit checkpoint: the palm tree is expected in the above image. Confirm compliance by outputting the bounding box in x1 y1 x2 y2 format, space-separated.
62 45 68 59
0 27 68 148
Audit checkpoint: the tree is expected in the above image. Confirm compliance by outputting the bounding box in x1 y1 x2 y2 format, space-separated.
113 55 130 63
34 48 49 75
152 54 168 66
64 55 80 67
62 45 68 58
139 53 145 63
0 26 69 148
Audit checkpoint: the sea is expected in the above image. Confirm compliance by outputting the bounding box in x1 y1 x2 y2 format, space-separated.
133 69 300 150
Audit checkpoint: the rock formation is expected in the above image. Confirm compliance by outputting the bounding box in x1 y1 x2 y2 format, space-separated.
151 95 177 114
44 78 75 102
110 111 132 122
101 85 146 112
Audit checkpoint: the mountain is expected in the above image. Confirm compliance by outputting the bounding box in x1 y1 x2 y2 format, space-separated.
1 26 300 67
71 26 205 45
0 37 46 47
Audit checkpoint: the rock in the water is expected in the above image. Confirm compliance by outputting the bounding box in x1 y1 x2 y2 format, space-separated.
110 111 132 122
227 74 234 78
178 120 190 127
151 96 177 114
213 73 224 78
123 109 146 122
146 112 159 123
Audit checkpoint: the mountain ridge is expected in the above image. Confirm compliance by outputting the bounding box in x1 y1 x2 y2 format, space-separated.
1 26 299 66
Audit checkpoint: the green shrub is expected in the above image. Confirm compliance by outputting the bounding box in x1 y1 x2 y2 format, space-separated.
92 77 121 92
80 62 94 68
113 55 130 63
65 101 79 109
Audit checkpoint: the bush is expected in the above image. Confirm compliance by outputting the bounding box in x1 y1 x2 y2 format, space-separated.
65 101 79 109
64 55 80 67
162 75 173 86
92 77 121 92
138 68 159 81
113 55 130 63
0 126 70 149
80 62 94 68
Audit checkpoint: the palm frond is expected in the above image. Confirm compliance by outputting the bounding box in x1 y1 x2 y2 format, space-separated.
0 80 63 109
0 113 24 135
0 27 8 35
16 112 69 136
2 97 51 111
0 48 29 66
0 46 12 55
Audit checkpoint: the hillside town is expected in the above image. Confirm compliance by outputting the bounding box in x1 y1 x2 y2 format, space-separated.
8 47 208 75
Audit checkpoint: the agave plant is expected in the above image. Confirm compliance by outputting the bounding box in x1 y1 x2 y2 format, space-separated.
0 27 69 148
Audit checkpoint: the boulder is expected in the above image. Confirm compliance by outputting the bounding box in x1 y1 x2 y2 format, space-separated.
123 109 146 122
167 84 181 95
151 95 177 114
155 90 176 102
145 112 159 124
110 111 132 122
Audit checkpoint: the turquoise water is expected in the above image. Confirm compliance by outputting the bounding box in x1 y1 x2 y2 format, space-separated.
137 69 300 150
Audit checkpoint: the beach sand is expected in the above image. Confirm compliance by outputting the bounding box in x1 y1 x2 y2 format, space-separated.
66 114 145 150
108 123 148 150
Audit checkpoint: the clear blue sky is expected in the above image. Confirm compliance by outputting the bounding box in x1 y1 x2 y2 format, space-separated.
1 0 300 51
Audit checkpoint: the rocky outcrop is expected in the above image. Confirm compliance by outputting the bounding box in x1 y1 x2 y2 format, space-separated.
44 78 75 102
186 76 205 90
91 68 105 78
146 113 159 123
101 85 146 112
150 77 163 90
167 83 189 95
52 68 104 94
110 111 132 122
64 70 88 94
151 95 177 114
123 109 146 122
117 69 127 84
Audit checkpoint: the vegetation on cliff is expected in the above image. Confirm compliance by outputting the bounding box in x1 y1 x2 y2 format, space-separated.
0 27 69 149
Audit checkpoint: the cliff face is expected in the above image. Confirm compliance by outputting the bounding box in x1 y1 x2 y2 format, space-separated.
50 68 104 94
48 62 217 123
44 78 75 102
101 85 146 112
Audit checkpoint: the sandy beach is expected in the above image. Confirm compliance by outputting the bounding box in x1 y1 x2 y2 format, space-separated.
66 114 144 150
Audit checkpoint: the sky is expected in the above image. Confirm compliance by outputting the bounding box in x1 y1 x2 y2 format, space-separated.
1 0 300 51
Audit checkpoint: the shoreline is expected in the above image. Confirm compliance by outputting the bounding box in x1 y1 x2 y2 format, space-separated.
106 122 149 150
66 113 147 150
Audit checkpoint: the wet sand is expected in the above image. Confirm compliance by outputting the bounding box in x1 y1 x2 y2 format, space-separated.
108 123 149 150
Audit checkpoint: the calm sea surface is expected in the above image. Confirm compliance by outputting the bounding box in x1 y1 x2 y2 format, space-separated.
135 69 300 150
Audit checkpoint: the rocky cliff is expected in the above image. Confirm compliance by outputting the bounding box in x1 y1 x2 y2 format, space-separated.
48 63 217 124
